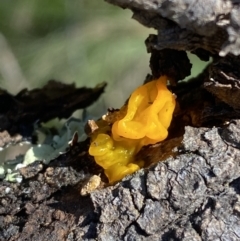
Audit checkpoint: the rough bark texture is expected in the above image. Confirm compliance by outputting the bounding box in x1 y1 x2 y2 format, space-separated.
0 81 106 138
106 0 240 56
2 122 240 240
1 0 240 240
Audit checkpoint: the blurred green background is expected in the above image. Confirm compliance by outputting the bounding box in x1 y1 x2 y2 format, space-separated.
0 0 207 111
0 0 154 110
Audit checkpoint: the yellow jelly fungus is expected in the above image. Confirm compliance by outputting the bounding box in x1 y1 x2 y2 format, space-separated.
89 76 176 183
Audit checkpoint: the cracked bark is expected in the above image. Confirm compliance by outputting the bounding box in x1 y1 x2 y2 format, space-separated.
87 121 240 240
3 122 240 240
2 0 240 240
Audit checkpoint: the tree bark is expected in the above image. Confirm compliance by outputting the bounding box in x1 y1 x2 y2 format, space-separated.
1 0 240 240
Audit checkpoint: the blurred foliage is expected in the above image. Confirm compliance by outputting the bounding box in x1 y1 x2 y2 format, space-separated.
0 0 154 109
0 0 208 109
0 0 210 181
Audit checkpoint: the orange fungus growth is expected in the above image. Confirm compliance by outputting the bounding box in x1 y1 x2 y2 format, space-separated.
89 76 176 183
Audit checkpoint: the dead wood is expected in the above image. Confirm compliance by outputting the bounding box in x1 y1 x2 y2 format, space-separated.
1 0 240 240
0 81 106 139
